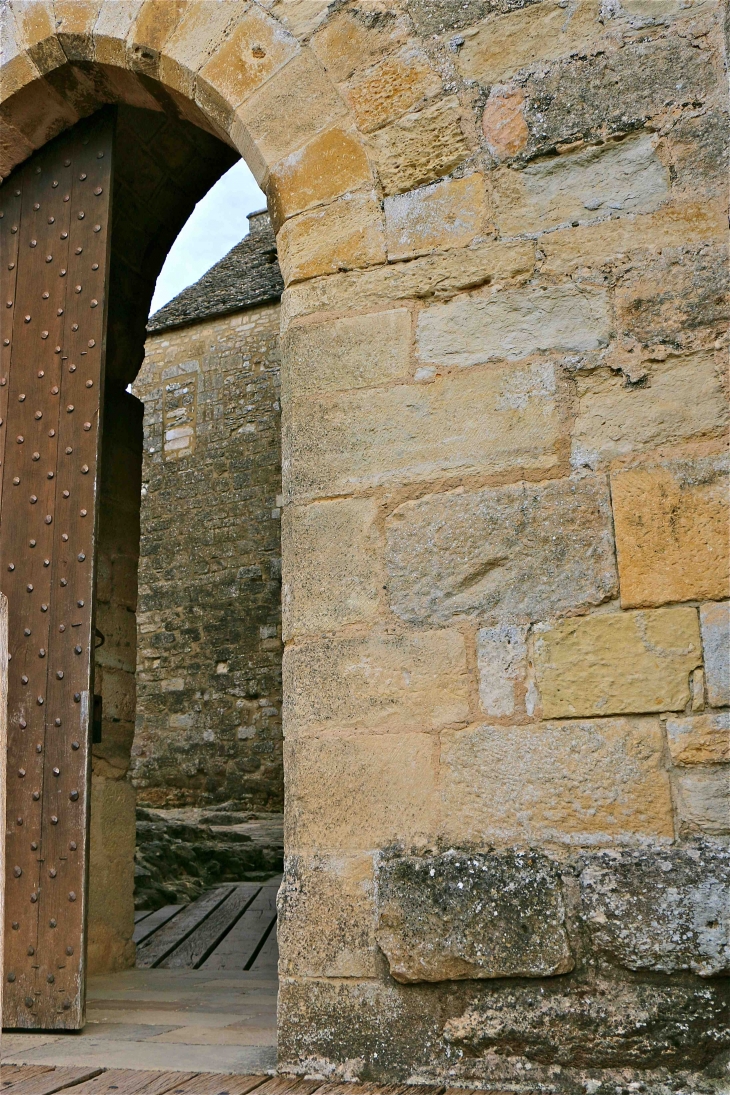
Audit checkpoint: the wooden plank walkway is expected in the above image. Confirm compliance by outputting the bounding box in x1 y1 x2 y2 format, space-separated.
0 1070 461 1095
134 880 281 972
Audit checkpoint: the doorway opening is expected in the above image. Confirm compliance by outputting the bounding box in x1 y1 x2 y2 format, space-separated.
2 102 285 1072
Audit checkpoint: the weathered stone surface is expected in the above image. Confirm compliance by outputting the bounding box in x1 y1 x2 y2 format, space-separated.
366 96 471 197
88 775 136 975
285 732 438 853
441 719 674 843
416 282 610 368
277 190 386 283
282 308 411 396
701 601 730 707
267 125 373 229
345 46 441 134
309 5 409 84
385 475 617 625
159 0 251 96
571 352 728 469
283 628 470 736
197 5 299 111
579 842 730 977
611 453 729 608
281 497 383 639
533 607 702 719
667 712 730 766
281 238 535 323
384 173 488 262
481 85 528 160
375 849 574 982
278 854 376 977
284 362 566 501
476 624 528 718
458 0 601 87
443 976 730 1070
674 768 730 837
407 0 543 38
494 134 669 237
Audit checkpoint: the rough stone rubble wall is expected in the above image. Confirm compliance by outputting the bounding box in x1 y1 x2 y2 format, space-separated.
2 0 728 1086
131 303 283 810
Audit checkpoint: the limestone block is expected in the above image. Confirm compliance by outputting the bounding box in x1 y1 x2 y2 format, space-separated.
233 51 347 182
532 607 702 719
481 86 528 161
197 4 299 112
540 200 727 278
366 96 471 197
416 283 610 369
384 173 488 262
87 775 136 974
375 849 573 983
282 308 411 396
284 362 566 501
1 1 55 91
281 497 383 639
477 625 528 718
310 8 409 84
457 0 601 86
277 191 385 284
93 1 145 66
571 353 728 469
278 854 376 977
267 125 373 229
611 454 729 608
674 768 730 836
53 0 102 61
700 601 730 707
160 0 251 96
579 842 730 977
281 238 535 324
345 46 442 134
283 628 470 736
667 713 730 766
494 134 669 238
129 0 188 58
268 0 331 43
285 732 438 853
441 718 674 844
385 475 617 626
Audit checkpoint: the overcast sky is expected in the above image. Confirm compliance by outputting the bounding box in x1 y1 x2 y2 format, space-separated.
149 159 266 316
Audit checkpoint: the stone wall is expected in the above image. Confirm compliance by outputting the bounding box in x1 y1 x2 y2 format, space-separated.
131 301 283 810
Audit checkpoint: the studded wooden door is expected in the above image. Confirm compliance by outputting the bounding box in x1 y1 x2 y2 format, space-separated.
0 111 113 1030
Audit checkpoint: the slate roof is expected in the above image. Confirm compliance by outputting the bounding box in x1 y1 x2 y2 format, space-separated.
147 209 283 334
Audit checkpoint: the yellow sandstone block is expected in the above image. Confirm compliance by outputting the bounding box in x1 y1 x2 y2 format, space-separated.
310 6 408 83
277 191 385 283
366 96 471 197
385 173 488 262
267 125 373 229
198 4 299 111
533 607 702 718
345 46 442 134
666 712 730 766
611 455 729 608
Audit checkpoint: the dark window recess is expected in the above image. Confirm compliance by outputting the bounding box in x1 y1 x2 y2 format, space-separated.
92 694 103 744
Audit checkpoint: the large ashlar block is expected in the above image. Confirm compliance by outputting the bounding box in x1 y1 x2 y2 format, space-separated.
375 849 574 983
282 308 411 396
87 775 136 974
457 0 601 86
197 4 299 111
285 732 438 853
9 0 65 77
283 627 470 736
93 1 146 66
571 353 727 469
611 453 729 608
366 96 471 197
267 125 373 229
278 854 377 977
441 718 674 844
281 497 383 639
53 0 102 61
385 173 488 262
284 362 567 501
233 51 347 181
700 601 730 707
667 712 730 766
416 283 610 368
493 134 669 237
277 191 386 284
344 46 442 133
309 5 408 83
159 0 251 95
673 768 730 836
282 238 535 325
533 607 703 718
129 0 187 57
385 475 617 626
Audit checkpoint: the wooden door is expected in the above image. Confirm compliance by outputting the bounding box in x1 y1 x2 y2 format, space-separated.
0 110 113 1030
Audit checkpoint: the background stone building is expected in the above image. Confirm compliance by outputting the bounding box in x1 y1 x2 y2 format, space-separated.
131 210 284 811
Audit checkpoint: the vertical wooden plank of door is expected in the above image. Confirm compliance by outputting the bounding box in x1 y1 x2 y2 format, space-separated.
0 593 8 1032
37 111 114 1030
